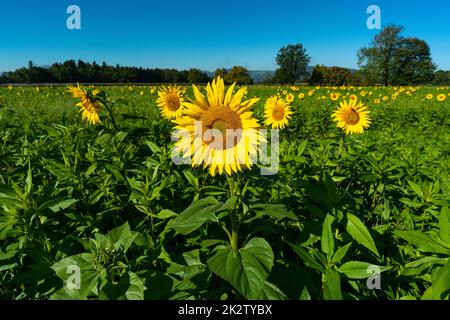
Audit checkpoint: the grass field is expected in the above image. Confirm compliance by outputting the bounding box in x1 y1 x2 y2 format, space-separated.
0 84 449 300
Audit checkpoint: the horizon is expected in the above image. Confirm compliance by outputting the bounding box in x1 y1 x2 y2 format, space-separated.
1 0 450 73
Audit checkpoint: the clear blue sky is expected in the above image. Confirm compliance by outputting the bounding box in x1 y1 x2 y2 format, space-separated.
1 0 449 72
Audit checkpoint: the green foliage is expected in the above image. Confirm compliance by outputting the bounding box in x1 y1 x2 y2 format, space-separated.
274 44 311 84
309 65 353 86
224 66 253 85
0 84 449 300
358 25 436 85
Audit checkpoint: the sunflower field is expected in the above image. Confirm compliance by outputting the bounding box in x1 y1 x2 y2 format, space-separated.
0 81 449 300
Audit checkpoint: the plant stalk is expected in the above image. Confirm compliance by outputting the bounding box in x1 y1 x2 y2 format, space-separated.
226 175 239 253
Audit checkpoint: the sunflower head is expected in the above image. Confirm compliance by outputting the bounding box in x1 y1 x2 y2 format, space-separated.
264 96 293 130
330 92 339 101
437 94 446 102
67 84 102 125
332 99 371 135
156 85 185 120
285 93 295 103
173 77 262 176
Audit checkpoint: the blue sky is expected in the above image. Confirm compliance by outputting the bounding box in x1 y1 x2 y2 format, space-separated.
1 0 449 72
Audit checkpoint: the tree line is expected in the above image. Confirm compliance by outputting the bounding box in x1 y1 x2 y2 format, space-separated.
0 60 211 84
1 25 448 86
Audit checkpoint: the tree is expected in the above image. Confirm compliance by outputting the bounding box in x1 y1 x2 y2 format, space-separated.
358 25 403 85
187 68 209 83
309 65 352 86
224 66 253 85
214 68 228 79
433 70 450 85
309 65 328 85
274 44 310 84
391 38 435 85
358 25 435 85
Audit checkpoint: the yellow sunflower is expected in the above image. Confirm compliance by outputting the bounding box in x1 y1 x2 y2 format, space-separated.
156 85 184 119
285 93 295 103
264 96 293 129
67 84 101 125
332 99 371 135
426 94 433 100
298 93 305 100
437 94 446 102
173 77 262 176
330 92 339 101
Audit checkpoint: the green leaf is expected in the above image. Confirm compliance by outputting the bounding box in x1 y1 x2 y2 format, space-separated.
439 207 450 244
51 253 102 298
101 272 144 300
323 269 342 300
337 261 391 279
408 181 424 198
331 243 352 265
145 140 162 154
0 184 17 200
394 230 450 255
106 222 137 253
94 133 113 146
321 214 335 256
288 242 325 273
251 203 298 221
169 197 222 235
25 162 32 195
38 198 78 213
346 213 379 257
207 238 274 299
183 170 199 188
158 209 178 220
256 281 288 300
430 262 450 300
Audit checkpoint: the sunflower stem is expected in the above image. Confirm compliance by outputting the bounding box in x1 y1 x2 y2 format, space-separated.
226 175 240 253
102 100 119 132
339 132 346 155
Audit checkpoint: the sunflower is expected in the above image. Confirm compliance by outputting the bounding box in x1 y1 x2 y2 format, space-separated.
330 93 339 101
67 84 102 125
349 94 357 101
298 93 305 100
437 94 446 102
332 99 371 135
285 93 294 103
426 94 433 100
173 77 262 176
264 96 293 130
374 98 381 104
156 85 184 119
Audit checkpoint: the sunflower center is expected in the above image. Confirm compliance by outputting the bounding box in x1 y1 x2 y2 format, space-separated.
200 106 242 149
165 93 180 111
272 106 285 121
346 109 360 125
